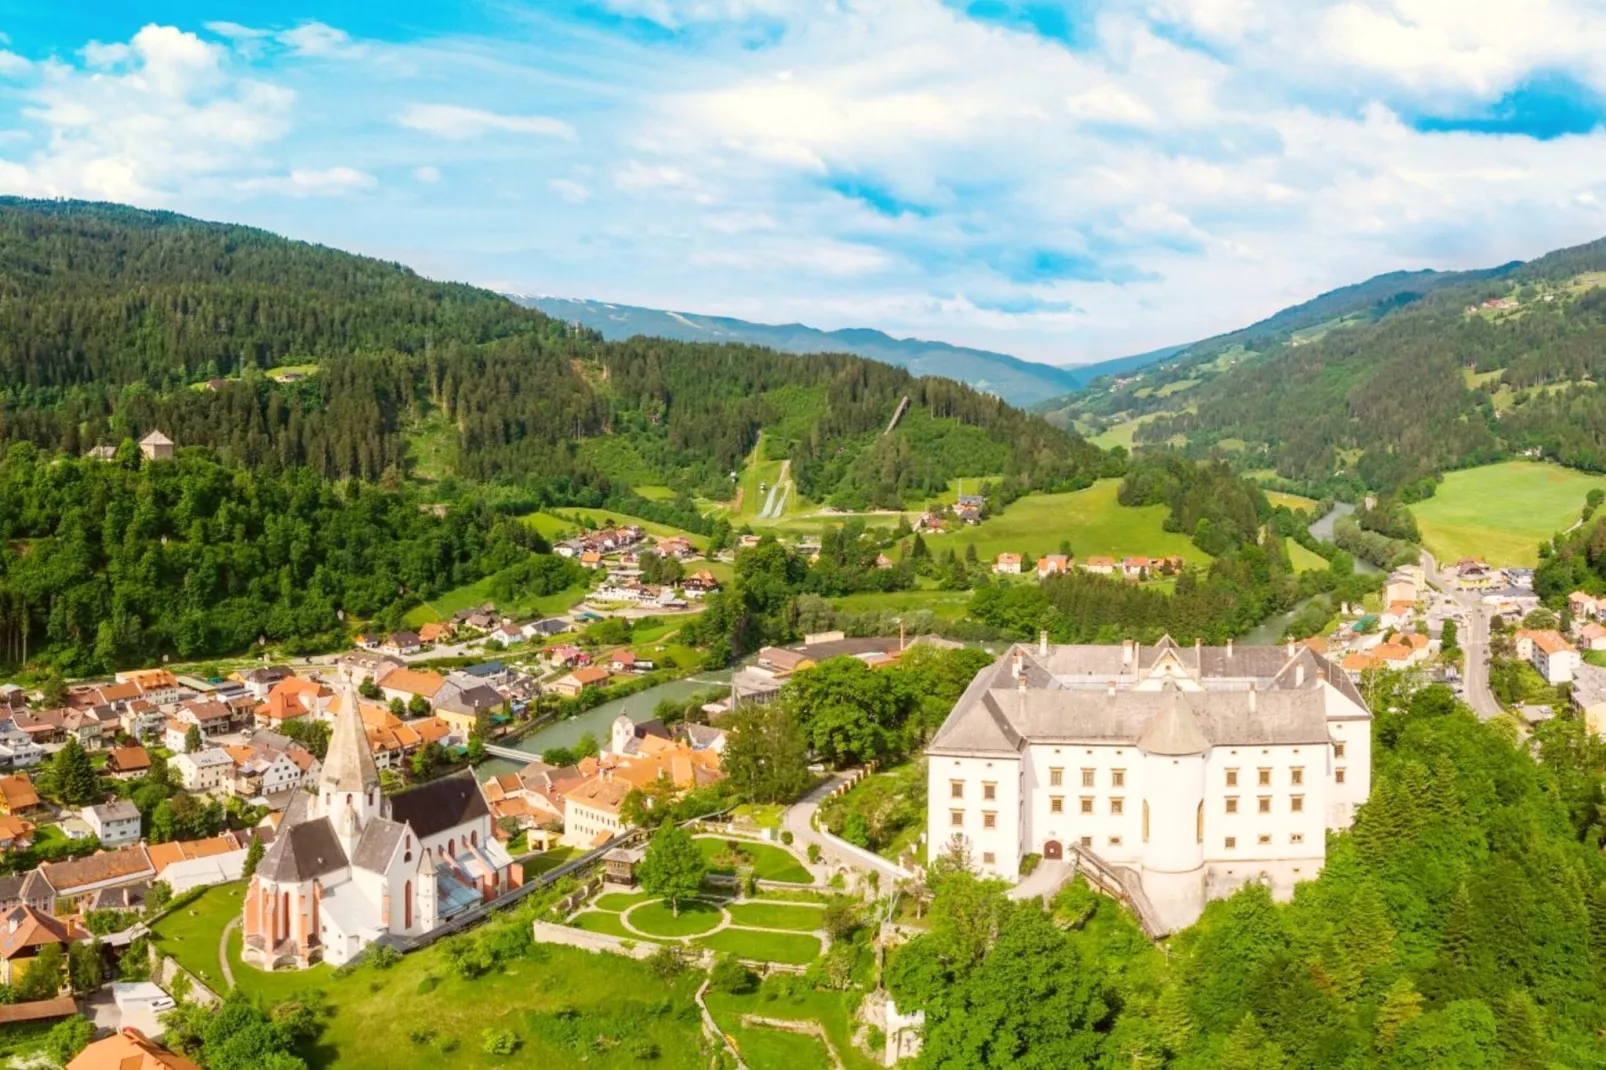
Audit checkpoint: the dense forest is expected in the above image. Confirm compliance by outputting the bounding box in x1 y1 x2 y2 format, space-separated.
0 446 538 673
889 679 1606 1067
0 200 1104 510
1051 233 1606 496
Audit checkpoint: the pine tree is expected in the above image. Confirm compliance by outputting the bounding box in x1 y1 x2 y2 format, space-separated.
184 725 202 754
637 824 706 917
1589 881 1606 965
1374 976 1423 1051
1218 1013 1288 1070
53 738 100 806
241 836 266 880
1154 982 1192 1054
1494 989 1548 1070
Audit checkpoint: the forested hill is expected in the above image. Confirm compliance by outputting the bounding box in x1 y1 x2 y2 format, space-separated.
1055 233 1606 496
0 199 1104 508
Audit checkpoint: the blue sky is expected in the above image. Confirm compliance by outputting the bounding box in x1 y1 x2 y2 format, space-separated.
2 2 1606 364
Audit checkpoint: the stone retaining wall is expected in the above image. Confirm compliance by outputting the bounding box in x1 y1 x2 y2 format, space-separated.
530 921 659 960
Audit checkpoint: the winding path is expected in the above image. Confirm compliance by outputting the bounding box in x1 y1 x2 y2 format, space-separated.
218 917 239 990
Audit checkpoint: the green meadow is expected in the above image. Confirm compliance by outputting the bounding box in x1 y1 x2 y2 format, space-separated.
1410 461 1605 566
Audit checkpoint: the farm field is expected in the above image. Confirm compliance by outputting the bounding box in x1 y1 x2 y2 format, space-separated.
1266 490 1318 512
1288 541 1330 573
1089 413 1166 450
827 587 973 622
916 479 1201 564
1410 461 1605 567
402 574 587 628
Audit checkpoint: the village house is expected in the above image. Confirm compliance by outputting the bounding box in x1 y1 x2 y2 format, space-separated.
432 678 505 739
1037 554 1071 578
82 801 142 849
550 666 611 699
224 742 305 798
0 905 85 986
562 775 632 848
138 430 174 461
162 720 191 753
118 701 164 741
32 845 158 913
377 668 446 710
1385 570 1422 606
114 669 183 706
67 1027 200 1070
418 621 456 645
1121 556 1152 580
0 775 40 816
993 553 1022 575
607 650 655 674
381 631 423 657
1080 556 1116 575
1569 591 1603 622
544 645 587 670
1515 629 1581 685
173 748 234 793
105 746 151 780
354 631 383 650
0 816 35 851
232 666 296 700
1454 559 1499 591
177 699 235 738
682 570 721 597
1580 623 1606 652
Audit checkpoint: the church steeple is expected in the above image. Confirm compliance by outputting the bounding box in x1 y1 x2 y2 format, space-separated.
318 671 381 853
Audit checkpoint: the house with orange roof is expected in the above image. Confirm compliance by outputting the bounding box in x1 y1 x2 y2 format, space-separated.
1121 556 1152 579
255 676 328 729
1516 628 1581 684
580 550 604 569
1579 622 1606 652
562 775 632 848
0 815 35 851
377 668 446 709
113 669 183 705
1569 590 1602 621
418 620 456 644
550 665 611 699
1080 556 1115 575
105 746 151 780
1339 651 1382 676
0 905 86 986
993 553 1022 575
0 775 40 816
1036 554 1070 578
67 1028 200 1070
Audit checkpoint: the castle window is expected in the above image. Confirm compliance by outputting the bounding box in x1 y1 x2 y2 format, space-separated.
1290 795 1304 813
1225 768 1239 787
982 811 996 829
1049 767 1063 787
1050 797 1064 814
1079 836 1092 847
1224 836 1237 849
1108 835 1122 847
1111 769 1126 788
1081 768 1095 788
1196 801 1203 844
1257 834 1271 845
950 810 963 827
982 782 996 801
1290 833 1305 844
1225 797 1238 814
1143 801 1150 843
1109 798 1124 816
1290 767 1304 786
1335 769 1347 784
982 852 996 865
1334 741 1346 759
1258 797 1271 814
1257 768 1271 787
950 780 963 799
1079 797 1093 814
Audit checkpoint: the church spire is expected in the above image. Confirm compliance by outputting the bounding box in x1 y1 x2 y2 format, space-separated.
322 671 380 795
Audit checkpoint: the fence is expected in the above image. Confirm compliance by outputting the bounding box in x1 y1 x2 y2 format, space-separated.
1067 844 1169 939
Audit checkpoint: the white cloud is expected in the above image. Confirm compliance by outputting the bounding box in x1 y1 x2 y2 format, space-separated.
236 167 377 196
276 23 367 59
413 165 442 184
548 178 591 203
397 103 577 141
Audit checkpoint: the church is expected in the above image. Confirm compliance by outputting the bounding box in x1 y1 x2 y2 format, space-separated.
926 635 1371 932
242 674 516 969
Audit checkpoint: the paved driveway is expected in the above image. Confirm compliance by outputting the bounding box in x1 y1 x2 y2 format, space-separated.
1422 550 1502 721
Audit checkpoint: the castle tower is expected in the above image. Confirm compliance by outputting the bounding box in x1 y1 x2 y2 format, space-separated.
319 672 382 858
1137 682 1209 926
416 848 439 932
610 715 636 756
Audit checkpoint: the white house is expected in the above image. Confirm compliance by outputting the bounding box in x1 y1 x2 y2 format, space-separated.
993 553 1022 575
82 800 142 848
173 748 235 793
1515 629 1581 685
563 776 631 848
926 635 1371 933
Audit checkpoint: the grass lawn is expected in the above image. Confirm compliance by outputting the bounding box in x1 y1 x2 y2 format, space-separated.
1411 462 1606 567
0 1020 57 1061
695 838 813 884
1089 413 1167 450
625 899 725 937
520 511 575 541
634 484 679 501
1289 541 1330 573
724 902 825 932
1266 490 1319 513
696 929 822 966
562 508 709 546
722 1020 834 1070
149 883 245 993
227 928 333 1005
705 983 878 1070
828 587 973 623
595 890 656 911
570 910 657 941
404 574 587 628
313 939 706 1068
730 803 786 830
920 479 1201 564
524 845 579 880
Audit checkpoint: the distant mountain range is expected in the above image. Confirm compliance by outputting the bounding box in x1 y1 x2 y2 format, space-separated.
511 295 1159 406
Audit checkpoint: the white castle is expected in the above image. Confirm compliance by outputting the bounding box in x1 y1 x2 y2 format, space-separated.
925 635 1371 931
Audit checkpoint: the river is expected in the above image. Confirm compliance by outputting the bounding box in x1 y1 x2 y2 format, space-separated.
1241 502 1383 644
475 668 734 781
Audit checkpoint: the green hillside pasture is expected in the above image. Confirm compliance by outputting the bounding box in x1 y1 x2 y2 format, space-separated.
403 573 587 628
1410 462 1606 567
921 479 1201 565
559 508 710 546
521 511 575 541
828 588 973 623
1288 541 1330 573
1089 413 1166 450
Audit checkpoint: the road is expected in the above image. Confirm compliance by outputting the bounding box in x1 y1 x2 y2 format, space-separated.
783 774 911 887
1421 550 1502 720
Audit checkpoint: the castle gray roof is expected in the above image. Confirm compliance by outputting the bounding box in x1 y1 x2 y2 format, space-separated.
928 637 1365 757
255 816 347 884
386 773 490 840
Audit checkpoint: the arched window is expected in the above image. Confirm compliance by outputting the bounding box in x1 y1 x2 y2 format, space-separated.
447 838 455 856
1142 801 1149 843
1196 801 1204 844
404 880 413 929
470 830 478 847
280 891 290 942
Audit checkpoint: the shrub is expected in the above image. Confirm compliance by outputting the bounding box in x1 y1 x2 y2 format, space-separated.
866 1025 886 1053
647 944 689 979
1019 853 1042 877
482 1028 521 1055
408 1027 436 1045
709 954 756 995
779 830 794 845
368 943 401 970
416 974 439 995
806 843 822 864
822 896 861 940
630 1039 661 1060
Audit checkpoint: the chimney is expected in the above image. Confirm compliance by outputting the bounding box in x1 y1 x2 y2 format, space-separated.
1248 682 1257 712
899 619 906 654
1018 673 1028 694
1195 636 1203 668
1039 630 1048 657
1011 650 1023 678
1121 638 1134 666
1286 639 1296 658
1295 664 1305 687
1226 638 1234 658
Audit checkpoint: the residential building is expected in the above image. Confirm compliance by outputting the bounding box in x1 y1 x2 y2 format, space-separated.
33 845 157 912
418 621 455 645
115 670 183 706
1515 629 1581 684
138 430 175 461
549 666 610 698
242 676 516 969
1580 623 1606 652
377 669 445 710
177 699 234 738
1080 556 1116 575
82 801 142 848
925 636 1371 932
224 743 305 798
562 776 632 848
0 816 35 850
1569 591 1602 621
1121 556 1152 579
1454 559 1499 590
1571 662 1606 737
0 775 40 816
381 631 423 657
232 666 296 701
993 553 1022 575
1037 554 1071 578
68 1028 200 1070
106 746 152 780
432 680 504 738
0 905 85 986
172 748 234 793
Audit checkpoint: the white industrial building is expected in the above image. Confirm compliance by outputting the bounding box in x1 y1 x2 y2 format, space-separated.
926 635 1371 932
